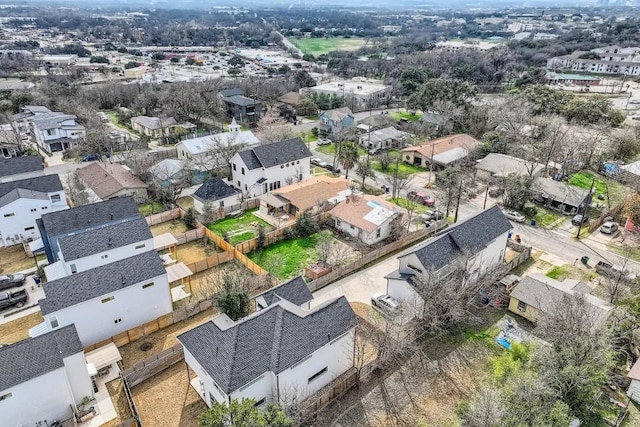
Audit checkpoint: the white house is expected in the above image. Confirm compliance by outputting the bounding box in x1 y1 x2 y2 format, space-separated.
329 194 404 245
254 276 313 311
358 126 410 152
0 174 68 247
31 112 86 153
0 325 94 427
192 178 240 213
301 78 392 112
386 206 512 314
9 105 52 134
628 359 640 403
177 296 357 408
230 138 312 197
36 250 172 346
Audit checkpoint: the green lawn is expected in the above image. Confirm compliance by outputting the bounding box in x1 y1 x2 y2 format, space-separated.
289 37 367 56
607 243 640 262
569 170 629 206
372 159 425 176
206 208 272 236
248 233 320 279
528 205 565 228
106 111 133 132
138 202 164 216
389 197 429 215
316 143 367 157
228 231 255 246
391 111 422 122
546 265 570 280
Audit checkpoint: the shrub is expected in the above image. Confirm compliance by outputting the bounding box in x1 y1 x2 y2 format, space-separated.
523 206 538 218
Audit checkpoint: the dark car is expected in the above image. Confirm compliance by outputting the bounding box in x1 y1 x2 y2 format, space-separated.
0 289 28 311
0 274 26 291
571 214 589 227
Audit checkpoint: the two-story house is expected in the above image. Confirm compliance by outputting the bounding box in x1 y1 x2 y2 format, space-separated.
0 174 68 247
0 155 44 183
218 88 262 124
0 325 94 427
31 112 86 153
386 206 512 315
9 105 52 134
177 296 357 408
230 138 312 197
318 107 355 135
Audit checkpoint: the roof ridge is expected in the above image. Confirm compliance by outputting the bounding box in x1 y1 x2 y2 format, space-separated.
270 307 285 372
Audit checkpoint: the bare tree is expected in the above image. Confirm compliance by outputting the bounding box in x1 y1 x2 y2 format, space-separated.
254 113 295 143
600 246 636 304
63 172 89 206
460 387 505 427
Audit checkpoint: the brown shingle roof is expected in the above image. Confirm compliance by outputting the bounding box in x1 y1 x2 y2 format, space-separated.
77 162 148 200
278 91 304 106
401 133 481 158
329 194 403 232
271 175 349 212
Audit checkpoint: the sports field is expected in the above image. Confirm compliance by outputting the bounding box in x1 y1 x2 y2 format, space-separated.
290 37 367 56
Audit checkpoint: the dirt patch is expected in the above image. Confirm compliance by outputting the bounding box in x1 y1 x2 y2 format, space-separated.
0 311 44 344
102 377 133 427
178 262 265 302
132 362 206 427
0 245 44 274
150 220 189 237
173 239 219 265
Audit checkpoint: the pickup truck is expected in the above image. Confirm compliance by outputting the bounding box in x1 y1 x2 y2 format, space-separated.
595 261 636 283
0 273 25 291
0 289 28 311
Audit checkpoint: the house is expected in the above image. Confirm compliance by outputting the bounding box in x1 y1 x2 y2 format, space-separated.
130 116 178 138
0 175 68 247
545 72 602 86
318 107 355 135
192 178 239 213
37 196 140 264
77 162 148 203
386 206 512 313
277 91 305 114
254 276 313 311
301 79 392 112
258 175 351 225
547 45 640 76
0 123 22 159
0 155 44 182
0 325 94 427
31 112 86 153
150 158 186 186
329 194 404 245
218 88 262 124
401 134 481 170
358 126 410 152
36 250 171 346
508 273 612 324
355 114 396 133
177 296 357 408
230 138 312 198
475 153 545 180
627 359 640 403
9 105 52 134
532 178 592 215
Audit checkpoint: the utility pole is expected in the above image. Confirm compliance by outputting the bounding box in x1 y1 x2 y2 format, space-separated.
483 186 489 209
454 179 463 223
427 142 435 186
576 177 595 239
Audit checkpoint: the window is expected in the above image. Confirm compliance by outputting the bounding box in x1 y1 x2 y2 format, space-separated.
3 213 14 217
237 181 241 187
41 206 47 210
24 226 35 231
0 392 13 401
281 165 284 168
50 194 61 203
49 316 59 329
135 244 146 249
308 367 328 384
233 163 236 171
408 264 423 273
517 301 527 311
30 208 36 212
70 264 77 274
241 167 245 175
47 129 55 136
254 398 265 407
114 318 122 324
336 219 341 226
350 224 354 229
219 201 225 208
101 254 108 259
101 296 115 303
142 282 154 289
376 228 381 238
296 160 300 164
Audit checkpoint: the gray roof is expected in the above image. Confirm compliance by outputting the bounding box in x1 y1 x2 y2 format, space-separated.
40 250 166 314
533 178 590 209
219 87 245 98
0 325 82 391
131 116 177 130
177 296 357 394
0 174 62 205
31 112 77 131
224 95 261 107
237 138 311 170
321 107 354 122
400 205 512 272
193 178 238 203
58 217 152 261
40 196 139 237
0 156 43 178
475 153 544 178
0 188 49 208
254 276 313 307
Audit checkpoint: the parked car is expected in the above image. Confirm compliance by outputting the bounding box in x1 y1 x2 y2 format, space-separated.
0 273 25 291
421 210 445 221
630 99 640 105
326 164 341 173
407 191 436 206
600 221 619 235
571 214 589 227
317 138 332 146
595 261 636 283
503 210 525 223
311 158 329 168
0 289 28 311
371 293 400 315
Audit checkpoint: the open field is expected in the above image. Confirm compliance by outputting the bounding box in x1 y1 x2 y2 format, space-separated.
150 220 189 237
289 37 367 56
0 311 44 344
0 245 44 273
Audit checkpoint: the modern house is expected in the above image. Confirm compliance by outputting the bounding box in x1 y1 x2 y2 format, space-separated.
0 155 44 183
130 116 178 138
0 325 94 427
36 250 171 346
401 134 481 170
177 296 357 408
77 162 148 203
532 178 592 215
547 45 640 76
301 79 392 112
230 138 312 198
475 153 545 180
329 194 403 245
218 88 262 124
386 206 512 313
0 174 68 247
318 107 355 135
192 178 240 213
31 112 86 153
508 273 612 324
9 105 53 134
254 276 313 311
358 127 410 152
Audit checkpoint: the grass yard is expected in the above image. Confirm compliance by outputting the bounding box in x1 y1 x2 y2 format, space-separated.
390 197 430 215
372 159 425 176
289 37 367 56
546 265 570 280
528 204 565 228
570 170 630 206
391 111 422 122
106 111 134 132
315 143 367 157
206 208 272 238
248 233 320 280
0 311 44 345
0 245 44 274
607 242 640 262
138 202 164 216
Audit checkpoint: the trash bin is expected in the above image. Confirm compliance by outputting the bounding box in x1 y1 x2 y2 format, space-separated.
33 274 41 284
530 219 537 226
508 231 513 239
581 256 589 265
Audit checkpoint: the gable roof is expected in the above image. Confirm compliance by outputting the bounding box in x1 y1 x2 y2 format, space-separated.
476 153 544 178
219 87 245 98
150 159 184 181
0 325 83 391
321 107 354 122
39 196 139 237
330 194 401 233
532 178 590 208
399 205 512 271
39 250 166 315
237 138 311 170
0 175 62 207
178 131 260 155
224 95 261 107
0 156 44 178
131 116 177 130
177 297 357 394
77 162 148 200
278 91 304 106
193 178 238 203
401 134 480 165
58 217 152 261
254 276 313 307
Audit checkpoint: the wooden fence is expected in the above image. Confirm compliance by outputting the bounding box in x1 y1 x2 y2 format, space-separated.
120 374 142 427
84 299 213 352
300 368 359 419
202 227 267 275
145 208 182 226
121 344 185 387
174 227 205 245
505 246 532 271
185 250 234 274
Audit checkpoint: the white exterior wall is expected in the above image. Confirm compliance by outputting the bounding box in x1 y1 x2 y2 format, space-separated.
193 193 240 213
333 218 392 245
230 372 277 405
184 348 229 406
45 273 172 346
230 156 311 198
1 368 76 427
0 190 68 247
63 352 94 404
628 379 640 403
276 329 355 404
33 119 85 152
58 237 154 275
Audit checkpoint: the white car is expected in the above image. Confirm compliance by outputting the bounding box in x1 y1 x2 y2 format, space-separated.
600 221 618 234
503 210 525 223
371 293 400 315
311 158 329 168
316 138 332 146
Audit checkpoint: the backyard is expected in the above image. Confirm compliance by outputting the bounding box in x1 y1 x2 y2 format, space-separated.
149 219 189 237
570 170 630 206
206 208 273 245
372 158 425 176
172 239 220 265
138 202 164 216
0 245 44 274
0 311 44 345
289 37 367 56
248 233 321 280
